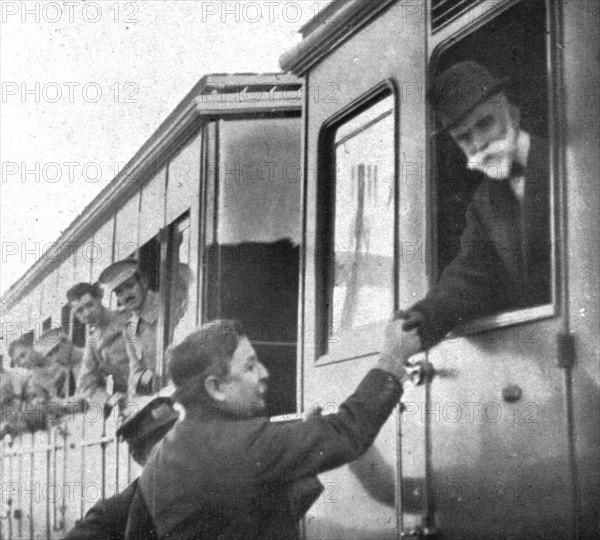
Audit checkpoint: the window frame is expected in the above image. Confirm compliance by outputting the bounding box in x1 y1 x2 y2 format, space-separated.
427 0 561 337
315 81 399 365
162 211 192 348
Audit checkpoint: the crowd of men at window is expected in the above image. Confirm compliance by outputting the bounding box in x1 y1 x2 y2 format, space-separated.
0 259 164 439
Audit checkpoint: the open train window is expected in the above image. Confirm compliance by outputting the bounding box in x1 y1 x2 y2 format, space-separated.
164 213 195 347
138 237 160 292
61 304 70 330
203 117 302 416
21 330 34 346
317 89 396 360
431 0 554 331
42 317 52 332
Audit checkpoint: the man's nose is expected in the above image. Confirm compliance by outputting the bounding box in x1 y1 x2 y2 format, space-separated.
470 132 489 154
257 362 269 380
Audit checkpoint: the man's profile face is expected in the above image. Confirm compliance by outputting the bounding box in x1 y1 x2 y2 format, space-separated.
71 293 103 326
114 274 147 312
449 93 519 181
220 338 269 418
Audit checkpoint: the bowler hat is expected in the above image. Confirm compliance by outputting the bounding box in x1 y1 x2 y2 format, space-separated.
99 259 139 292
429 61 509 133
117 396 179 445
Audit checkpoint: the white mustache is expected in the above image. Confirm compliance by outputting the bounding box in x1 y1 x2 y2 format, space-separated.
466 138 510 172
466 139 514 180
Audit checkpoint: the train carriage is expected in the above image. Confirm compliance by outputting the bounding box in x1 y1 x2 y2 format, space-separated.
1 73 303 539
1 1 598 538
280 0 599 538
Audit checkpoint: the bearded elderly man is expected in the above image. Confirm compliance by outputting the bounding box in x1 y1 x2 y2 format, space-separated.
397 61 550 359
139 319 408 540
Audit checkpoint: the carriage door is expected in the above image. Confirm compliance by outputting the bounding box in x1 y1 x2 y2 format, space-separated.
294 1 427 538
410 1 578 538
201 116 302 417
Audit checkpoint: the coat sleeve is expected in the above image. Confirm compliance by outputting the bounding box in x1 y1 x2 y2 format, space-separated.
64 482 136 540
249 369 402 485
407 197 511 349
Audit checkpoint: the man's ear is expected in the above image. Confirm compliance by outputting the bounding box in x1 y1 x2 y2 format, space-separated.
204 375 226 403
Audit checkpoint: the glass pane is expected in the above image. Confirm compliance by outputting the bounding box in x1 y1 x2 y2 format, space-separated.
168 218 194 346
205 117 302 415
217 118 302 245
331 95 395 333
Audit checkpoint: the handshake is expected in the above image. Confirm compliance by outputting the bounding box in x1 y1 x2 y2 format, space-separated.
376 310 425 383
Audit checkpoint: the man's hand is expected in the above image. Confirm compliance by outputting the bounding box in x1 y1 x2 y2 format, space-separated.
103 391 126 419
376 317 423 381
60 397 88 416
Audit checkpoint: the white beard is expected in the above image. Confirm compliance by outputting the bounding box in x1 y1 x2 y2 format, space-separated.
466 123 519 180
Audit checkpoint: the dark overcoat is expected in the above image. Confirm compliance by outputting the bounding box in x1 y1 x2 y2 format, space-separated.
410 136 550 348
139 369 402 540
63 478 156 540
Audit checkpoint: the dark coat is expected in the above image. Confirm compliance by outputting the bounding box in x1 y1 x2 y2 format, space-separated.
410 136 551 348
63 479 157 540
139 369 402 540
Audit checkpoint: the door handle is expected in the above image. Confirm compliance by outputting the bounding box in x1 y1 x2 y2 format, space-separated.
406 360 435 386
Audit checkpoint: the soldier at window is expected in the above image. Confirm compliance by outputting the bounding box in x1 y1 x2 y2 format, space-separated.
99 260 160 397
31 327 82 400
67 282 131 411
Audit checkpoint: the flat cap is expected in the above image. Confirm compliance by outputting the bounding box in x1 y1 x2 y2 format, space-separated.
99 259 139 292
117 396 179 445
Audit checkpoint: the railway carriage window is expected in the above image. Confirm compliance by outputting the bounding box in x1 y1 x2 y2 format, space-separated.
138 237 160 292
165 214 194 346
21 330 34 346
432 0 552 322
61 304 70 330
203 117 301 416
318 92 395 355
42 317 51 332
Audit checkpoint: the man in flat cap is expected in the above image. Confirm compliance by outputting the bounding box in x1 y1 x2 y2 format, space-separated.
30 327 82 401
68 282 131 410
139 319 409 540
99 260 160 398
64 395 179 540
393 60 550 360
